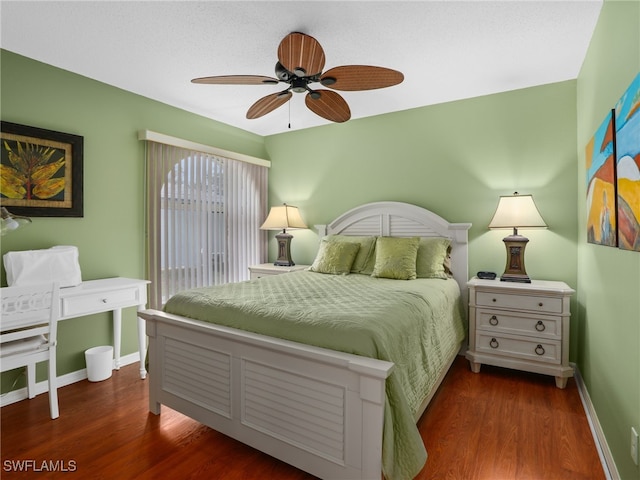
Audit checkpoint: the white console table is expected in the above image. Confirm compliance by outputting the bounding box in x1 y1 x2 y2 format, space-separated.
59 277 150 379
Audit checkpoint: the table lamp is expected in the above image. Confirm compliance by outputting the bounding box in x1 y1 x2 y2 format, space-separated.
488 192 547 283
1 207 32 236
260 204 307 266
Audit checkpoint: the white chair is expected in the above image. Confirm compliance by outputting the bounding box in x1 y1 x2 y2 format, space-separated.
1 282 60 419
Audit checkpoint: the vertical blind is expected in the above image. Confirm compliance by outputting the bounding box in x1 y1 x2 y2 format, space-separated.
144 138 268 309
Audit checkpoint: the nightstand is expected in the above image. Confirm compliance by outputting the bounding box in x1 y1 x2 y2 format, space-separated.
249 263 310 279
465 277 575 388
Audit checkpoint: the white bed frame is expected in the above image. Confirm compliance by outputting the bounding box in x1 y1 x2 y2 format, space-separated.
140 201 471 480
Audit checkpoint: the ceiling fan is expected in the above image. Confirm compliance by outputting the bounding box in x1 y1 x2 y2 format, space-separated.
191 32 404 124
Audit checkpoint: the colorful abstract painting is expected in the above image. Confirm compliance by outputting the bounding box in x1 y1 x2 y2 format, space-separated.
615 72 640 252
586 110 617 246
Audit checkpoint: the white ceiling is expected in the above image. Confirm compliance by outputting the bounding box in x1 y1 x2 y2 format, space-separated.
1 1 603 136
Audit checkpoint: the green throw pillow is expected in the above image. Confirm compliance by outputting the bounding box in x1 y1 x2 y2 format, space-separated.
371 236 420 280
325 235 377 274
416 237 451 279
310 239 361 275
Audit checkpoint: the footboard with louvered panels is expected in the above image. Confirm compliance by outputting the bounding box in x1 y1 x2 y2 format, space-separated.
142 309 393 479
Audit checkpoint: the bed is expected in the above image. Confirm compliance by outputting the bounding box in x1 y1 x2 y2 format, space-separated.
139 201 471 480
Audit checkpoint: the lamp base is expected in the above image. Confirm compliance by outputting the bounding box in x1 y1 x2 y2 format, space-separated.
500 272 531 283
274 232 295 266
500 234 531 283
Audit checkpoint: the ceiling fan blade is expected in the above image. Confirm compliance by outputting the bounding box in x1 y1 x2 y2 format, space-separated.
305 90 351 123
192 75 279 85
320 66 404 91
246 91 292 119
278 32 325 77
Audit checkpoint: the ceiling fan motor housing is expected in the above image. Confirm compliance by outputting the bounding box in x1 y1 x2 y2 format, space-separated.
291 77 309 93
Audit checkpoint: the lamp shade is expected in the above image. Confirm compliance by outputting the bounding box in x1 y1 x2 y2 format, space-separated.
260 204 307 231
488 193 547 231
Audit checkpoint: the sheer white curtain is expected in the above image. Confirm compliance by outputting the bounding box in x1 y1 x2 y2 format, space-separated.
144 137 268 309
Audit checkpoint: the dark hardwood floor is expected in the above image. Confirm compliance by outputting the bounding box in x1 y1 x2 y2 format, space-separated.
1 356 605 479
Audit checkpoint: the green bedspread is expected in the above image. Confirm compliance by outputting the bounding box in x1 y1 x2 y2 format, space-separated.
164 270 466 480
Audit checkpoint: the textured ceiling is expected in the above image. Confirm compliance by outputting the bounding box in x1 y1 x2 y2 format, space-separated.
1 1 603 136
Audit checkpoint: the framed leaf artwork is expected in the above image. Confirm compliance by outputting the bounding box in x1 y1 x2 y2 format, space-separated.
586 110 617 247
0 121 83 217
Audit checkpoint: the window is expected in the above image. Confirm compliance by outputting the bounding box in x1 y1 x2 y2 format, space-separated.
143 134 268 309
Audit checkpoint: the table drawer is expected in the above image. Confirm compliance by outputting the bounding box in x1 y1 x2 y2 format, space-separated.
61 288 139 317
476 291 562 314
250 272 274 279
476 309 561 339
476 332 561 364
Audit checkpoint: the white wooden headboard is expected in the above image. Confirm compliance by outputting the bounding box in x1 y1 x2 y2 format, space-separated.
315 201 472 301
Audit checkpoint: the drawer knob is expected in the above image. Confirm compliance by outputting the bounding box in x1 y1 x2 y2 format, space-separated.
538 302 543 307
102 298 108 303
489 338 499 349
535 321 546 332
489 315 499 326
492 298 497 303
535 344 545 356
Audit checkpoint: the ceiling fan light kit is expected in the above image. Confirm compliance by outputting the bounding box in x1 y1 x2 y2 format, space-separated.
192 32 404 124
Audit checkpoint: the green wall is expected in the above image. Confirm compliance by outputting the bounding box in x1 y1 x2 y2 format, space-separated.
0 49 267 391
264 80 579 349
265 81 579 283
576 1 640 479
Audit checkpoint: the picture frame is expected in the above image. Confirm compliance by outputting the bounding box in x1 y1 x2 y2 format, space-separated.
585 109 617 247
0 121 83 217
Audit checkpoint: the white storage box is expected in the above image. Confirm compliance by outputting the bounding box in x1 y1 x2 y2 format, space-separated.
3 246 82 288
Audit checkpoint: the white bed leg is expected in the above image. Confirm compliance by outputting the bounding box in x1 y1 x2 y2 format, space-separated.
145 318 161 415
149 399 161 415
357 374 387 479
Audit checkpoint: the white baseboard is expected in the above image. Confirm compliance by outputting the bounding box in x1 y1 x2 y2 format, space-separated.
1 352 140 408
572 362 620 480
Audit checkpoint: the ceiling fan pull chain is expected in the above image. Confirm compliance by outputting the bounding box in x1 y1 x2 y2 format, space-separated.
288 99 291 129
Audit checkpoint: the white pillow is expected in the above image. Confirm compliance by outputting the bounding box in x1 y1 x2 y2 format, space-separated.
4 246 82 287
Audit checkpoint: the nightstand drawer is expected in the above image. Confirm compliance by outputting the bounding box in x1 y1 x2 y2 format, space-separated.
61 288 139 317
476 309 561 339
476 291 563 314
476 332 561 364
249 264 309 279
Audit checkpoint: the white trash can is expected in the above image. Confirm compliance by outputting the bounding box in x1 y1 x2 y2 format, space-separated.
85 346 113 382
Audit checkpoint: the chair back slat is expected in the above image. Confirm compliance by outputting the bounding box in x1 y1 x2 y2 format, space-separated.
1 287 56 331
1 325 50 344
1 283 60 344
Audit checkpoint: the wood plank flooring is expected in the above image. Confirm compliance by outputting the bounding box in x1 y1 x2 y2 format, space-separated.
0 356 605 479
